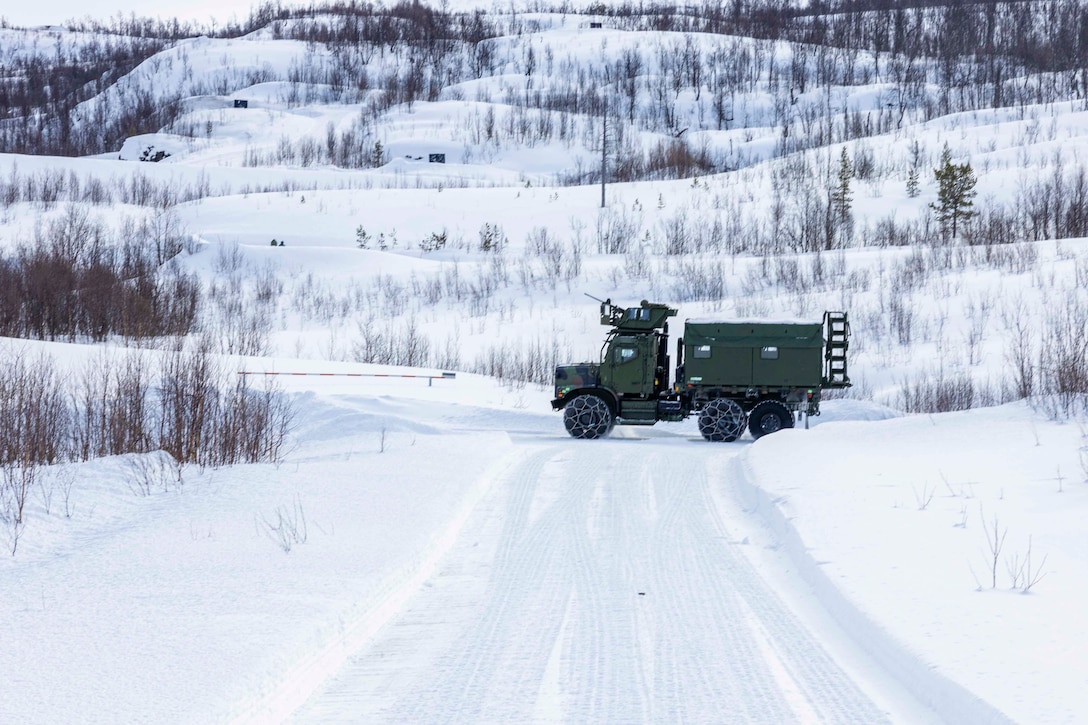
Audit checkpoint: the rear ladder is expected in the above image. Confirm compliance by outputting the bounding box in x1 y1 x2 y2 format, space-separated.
822 311 850 388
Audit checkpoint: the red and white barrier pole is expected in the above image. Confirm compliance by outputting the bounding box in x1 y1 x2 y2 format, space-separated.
238 371 456 386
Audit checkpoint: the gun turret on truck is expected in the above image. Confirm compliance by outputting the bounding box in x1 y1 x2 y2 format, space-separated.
552 299 850 441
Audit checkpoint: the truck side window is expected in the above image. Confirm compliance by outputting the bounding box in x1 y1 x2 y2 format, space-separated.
693 345 711 358
615 347 638 364
761 346 779 359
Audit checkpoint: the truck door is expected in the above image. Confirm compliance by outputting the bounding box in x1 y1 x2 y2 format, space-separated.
604 336 654 398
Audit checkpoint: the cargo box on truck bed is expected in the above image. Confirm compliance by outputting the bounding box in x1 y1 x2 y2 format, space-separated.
682 320 824 389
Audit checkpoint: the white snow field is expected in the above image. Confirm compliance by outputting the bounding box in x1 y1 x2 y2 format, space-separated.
0 351 1080 724
2 2 1088 723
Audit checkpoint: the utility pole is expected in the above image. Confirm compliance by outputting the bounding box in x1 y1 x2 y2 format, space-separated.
600 101 607 208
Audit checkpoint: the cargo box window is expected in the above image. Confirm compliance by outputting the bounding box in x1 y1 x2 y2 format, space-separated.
761 346 779 359
615 347 638 364
693 344 711 358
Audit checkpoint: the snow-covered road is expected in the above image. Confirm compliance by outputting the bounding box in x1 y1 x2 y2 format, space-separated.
286 435 896 723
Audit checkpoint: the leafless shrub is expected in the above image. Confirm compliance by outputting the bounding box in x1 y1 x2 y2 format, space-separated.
56 466 77 519
1036 291 1088 418
887 291 915 347
120 209 192 265
0 483 28 555
963 203 1017 247
0 341 293 483
1001 299 1035 400
0 219 199 343
155 339 293 468
869 215 921 247
521 227 578 288
661 211 692 255
897 368 975 413
126 451 183 496
0 348 69 466
352 318 432 367
780 185 836 253
669 259 728 302
1 460 38 529
209 288 272 357
431 334 463 372
595 207 641 254
75 351 153 461
258 495 307 553
617 138 717 182
253 262 285 304
526 226 552 256
624 243 651 279
912 481 935 511
470 338 567 387
1017 536 1048 593
891 249 929 290
963 293 993 366
216 375 295 465
1005 534 1048 593
37 465 56 516
214 242 245 276
158 339 219 466
977 505 1007 590
821 376 873 401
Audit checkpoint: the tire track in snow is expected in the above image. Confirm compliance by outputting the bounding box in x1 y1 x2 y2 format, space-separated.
424 448 600 718
726 454 1013 724
289 437 908 723
690 455 891 723
293 443 587 723
645 450 796 723
561 443 649 723
231 440 524 725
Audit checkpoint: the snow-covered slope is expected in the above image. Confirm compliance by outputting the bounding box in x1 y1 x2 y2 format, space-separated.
2 2 1088 722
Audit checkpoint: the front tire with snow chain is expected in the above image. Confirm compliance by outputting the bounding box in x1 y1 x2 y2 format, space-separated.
562 394 614 439
698 398 747 442
748 400 794 439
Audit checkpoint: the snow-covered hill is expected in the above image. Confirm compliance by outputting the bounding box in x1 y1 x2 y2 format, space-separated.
2 1 1088 722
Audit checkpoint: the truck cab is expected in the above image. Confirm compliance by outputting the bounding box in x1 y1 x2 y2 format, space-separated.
552 300 676 432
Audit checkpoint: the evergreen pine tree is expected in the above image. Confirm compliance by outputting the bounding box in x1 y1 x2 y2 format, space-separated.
355 225 370 249
906 166 920 198
831 147 854 226
930 144 977 239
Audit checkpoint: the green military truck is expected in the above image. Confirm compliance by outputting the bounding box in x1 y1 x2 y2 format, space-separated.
552 299 850 441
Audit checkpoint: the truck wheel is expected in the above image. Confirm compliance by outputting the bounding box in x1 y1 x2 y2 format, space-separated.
748 401 794 439
563 394 614 439
698 399 746 442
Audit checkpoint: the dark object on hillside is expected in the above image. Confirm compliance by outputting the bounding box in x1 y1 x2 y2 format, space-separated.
139 146 169 162
234 99 249 108
428 153 445 163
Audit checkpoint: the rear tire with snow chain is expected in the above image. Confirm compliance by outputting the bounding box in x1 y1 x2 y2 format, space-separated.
698 398 747 442
748 400 794 440
563 394 614 439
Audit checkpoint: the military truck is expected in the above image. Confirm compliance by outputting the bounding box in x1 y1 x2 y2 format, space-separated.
551 299 850 441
